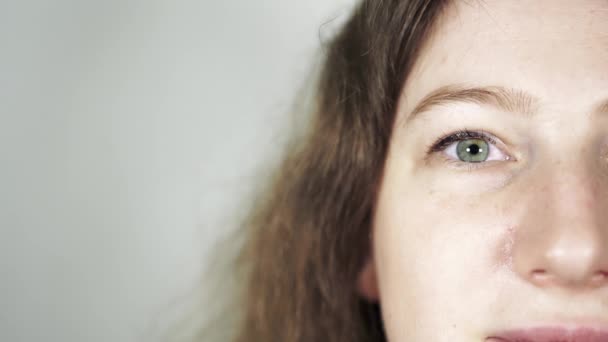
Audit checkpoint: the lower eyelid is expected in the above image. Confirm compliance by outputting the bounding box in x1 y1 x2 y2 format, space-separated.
441 156 506 172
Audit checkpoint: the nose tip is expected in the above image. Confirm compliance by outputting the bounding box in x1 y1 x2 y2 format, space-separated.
527 249 608 289
510 160 608 292
515 226 608 290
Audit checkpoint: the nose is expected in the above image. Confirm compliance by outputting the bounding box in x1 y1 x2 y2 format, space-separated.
512 170 608 290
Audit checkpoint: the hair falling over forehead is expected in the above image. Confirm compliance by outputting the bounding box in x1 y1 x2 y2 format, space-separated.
233 1 450 341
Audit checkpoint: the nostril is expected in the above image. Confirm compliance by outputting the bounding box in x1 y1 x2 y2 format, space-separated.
530 269 552 286
590 271 608 286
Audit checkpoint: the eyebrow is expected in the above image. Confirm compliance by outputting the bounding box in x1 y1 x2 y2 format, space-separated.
405 85 539 123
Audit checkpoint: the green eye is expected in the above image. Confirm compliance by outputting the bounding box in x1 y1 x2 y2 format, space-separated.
456 139 489 163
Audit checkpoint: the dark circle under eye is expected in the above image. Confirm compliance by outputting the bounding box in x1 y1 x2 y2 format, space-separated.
456 139 489 163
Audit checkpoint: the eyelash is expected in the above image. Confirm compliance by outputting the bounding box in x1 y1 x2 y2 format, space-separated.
425 129 503 169
427 129 497 154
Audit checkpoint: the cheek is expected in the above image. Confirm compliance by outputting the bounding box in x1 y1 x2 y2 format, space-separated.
372 168 516 340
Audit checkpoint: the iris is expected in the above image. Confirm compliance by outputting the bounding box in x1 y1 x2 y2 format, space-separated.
456 139 489 162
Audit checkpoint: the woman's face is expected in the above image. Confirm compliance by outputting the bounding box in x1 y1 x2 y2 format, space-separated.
367 0 608 341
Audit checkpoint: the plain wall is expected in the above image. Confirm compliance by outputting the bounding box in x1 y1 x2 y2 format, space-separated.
0 1 355 341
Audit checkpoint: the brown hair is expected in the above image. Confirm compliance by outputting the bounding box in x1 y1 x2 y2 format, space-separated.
233 1 450 341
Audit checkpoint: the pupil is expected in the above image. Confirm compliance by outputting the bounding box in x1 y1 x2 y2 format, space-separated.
466 144 480 155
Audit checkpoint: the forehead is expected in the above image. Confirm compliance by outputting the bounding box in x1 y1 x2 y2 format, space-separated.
400 0 608 116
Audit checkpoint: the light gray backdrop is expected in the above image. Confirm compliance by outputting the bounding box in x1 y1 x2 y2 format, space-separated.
0 1 356 341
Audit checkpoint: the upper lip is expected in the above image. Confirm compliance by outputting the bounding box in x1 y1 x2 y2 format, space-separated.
488 326 608 342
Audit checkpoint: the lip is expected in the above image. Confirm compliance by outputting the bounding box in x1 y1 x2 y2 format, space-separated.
487 327 608 342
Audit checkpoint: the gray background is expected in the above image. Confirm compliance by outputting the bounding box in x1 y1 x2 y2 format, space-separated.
0 1 356 341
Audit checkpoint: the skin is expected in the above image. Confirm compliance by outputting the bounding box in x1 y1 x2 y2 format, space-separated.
358 0 608 341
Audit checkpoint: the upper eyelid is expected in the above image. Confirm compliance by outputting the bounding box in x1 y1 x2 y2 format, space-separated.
427 130 498 154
